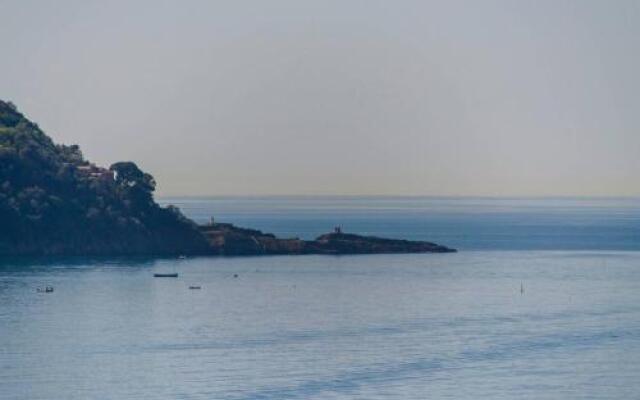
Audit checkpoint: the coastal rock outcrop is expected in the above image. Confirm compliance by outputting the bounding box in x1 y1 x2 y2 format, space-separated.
200 223 456 255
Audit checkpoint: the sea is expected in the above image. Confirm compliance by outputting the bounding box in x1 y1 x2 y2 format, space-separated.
1 197 640 399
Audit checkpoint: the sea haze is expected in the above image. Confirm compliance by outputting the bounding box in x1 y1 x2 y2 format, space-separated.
161 196 640 251
1 197 640 399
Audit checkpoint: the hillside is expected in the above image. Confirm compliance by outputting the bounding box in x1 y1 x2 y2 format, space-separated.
0 100 455 257
0 100 210 256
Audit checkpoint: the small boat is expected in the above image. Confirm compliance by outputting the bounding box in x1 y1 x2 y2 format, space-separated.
154 273 179 278
37 286 54 293
188 285 201 290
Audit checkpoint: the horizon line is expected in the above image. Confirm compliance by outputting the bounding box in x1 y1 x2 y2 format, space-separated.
156 194 640 200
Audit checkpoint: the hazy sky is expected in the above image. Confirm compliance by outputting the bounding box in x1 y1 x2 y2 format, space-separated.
2 0 639 196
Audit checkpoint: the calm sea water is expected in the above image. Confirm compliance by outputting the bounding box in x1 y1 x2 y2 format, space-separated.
2 197 640 399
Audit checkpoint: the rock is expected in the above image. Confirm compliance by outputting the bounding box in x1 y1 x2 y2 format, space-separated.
199 223 456 255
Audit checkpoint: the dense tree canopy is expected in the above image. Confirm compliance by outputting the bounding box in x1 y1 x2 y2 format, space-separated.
0 100 210 255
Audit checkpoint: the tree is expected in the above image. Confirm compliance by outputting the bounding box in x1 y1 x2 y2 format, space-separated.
110 162 156 192
109 161 156 207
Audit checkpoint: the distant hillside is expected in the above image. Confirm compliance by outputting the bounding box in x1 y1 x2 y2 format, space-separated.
0 100 210 255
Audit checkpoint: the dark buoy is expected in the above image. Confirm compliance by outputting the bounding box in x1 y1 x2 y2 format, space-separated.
233 274 239 278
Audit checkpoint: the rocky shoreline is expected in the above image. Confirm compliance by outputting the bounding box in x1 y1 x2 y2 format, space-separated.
200 223 456 256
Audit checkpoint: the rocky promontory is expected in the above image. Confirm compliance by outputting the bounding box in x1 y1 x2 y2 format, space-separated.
200 223 456 255
0 99 455 257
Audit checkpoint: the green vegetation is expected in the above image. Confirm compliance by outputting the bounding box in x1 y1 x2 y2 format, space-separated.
0 100 210 255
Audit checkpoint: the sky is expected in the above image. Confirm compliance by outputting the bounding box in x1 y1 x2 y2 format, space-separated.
1 0 639 196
